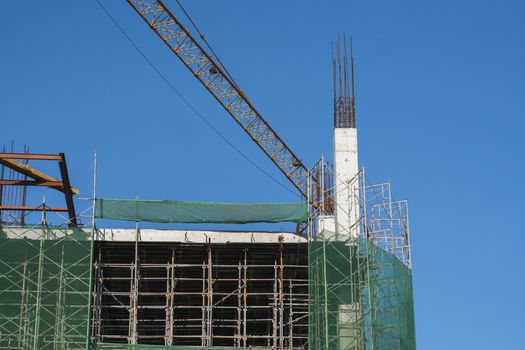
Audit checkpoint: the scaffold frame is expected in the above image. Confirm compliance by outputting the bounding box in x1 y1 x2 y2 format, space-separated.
0 223 94 350
306 163 416 350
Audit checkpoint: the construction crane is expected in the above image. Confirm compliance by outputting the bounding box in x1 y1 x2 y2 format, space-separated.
125 0 312 199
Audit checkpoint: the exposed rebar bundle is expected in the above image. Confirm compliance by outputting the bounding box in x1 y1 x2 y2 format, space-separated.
333 35 356 128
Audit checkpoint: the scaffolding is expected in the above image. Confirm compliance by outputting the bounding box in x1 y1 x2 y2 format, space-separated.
0 161 415 350
91 237 308 349
0 224 93 350
307 164 416 350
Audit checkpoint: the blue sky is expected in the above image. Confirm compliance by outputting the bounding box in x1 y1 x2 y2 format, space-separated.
2 0 524 348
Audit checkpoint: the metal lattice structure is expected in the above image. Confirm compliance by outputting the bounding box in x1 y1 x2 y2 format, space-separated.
91 237 308 348
306 163 416 350
126 0 310 197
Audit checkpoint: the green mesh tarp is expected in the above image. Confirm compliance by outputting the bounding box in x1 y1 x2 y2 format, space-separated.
0 225 93 350
95 198 307 224
309 230 416 350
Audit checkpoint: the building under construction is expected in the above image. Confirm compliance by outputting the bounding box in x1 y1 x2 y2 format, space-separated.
0 1 416 350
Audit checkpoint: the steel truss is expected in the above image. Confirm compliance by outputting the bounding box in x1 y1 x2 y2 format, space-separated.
126 0 311 197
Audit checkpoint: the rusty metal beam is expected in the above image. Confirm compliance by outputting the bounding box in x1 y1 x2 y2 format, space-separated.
0 206 68 212
0 180 63 187
0 153 62 160
0 152 80 227
0 158 80 195
58 153 77 227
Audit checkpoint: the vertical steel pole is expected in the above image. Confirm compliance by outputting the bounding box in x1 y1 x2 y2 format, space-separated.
87 152 97 349
207 240 213 346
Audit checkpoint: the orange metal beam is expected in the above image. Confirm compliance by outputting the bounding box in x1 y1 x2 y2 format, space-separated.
0 206 68 212
0 180 63 187
0 153 62 160
0 158 79 195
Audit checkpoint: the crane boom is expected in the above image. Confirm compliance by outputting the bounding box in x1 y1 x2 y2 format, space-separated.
126 0 310 197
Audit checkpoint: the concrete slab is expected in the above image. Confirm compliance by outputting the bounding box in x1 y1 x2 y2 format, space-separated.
95 228 307 243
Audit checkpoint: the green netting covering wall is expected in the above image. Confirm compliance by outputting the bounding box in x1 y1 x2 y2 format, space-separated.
308 230 416 350
0 225 93 350
95 199 307 224
0 224 416 350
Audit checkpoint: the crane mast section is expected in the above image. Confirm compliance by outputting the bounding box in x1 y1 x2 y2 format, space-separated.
127 0 309 197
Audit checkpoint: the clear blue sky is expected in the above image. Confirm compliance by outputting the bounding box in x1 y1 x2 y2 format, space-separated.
2 0 524 348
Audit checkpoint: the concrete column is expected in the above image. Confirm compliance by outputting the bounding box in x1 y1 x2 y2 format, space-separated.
334 128 361 350
334 128 359 237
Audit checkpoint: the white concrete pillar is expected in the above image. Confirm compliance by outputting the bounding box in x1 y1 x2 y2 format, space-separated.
317 214 336 239
334 128 359 237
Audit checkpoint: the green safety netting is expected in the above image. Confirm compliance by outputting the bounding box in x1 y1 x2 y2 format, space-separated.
0 225 93 350
308 230 416 350
95 198 307 224
0 225 417 350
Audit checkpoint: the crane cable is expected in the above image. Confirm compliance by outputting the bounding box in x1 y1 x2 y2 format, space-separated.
173 0 240 90
95 0 299 198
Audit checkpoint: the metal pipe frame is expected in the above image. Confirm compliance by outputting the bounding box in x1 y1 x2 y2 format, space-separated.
92 239 308 349
0 224 93 349
305 162 414 349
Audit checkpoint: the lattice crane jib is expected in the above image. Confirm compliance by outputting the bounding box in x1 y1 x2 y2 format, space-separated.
126 0 311 198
